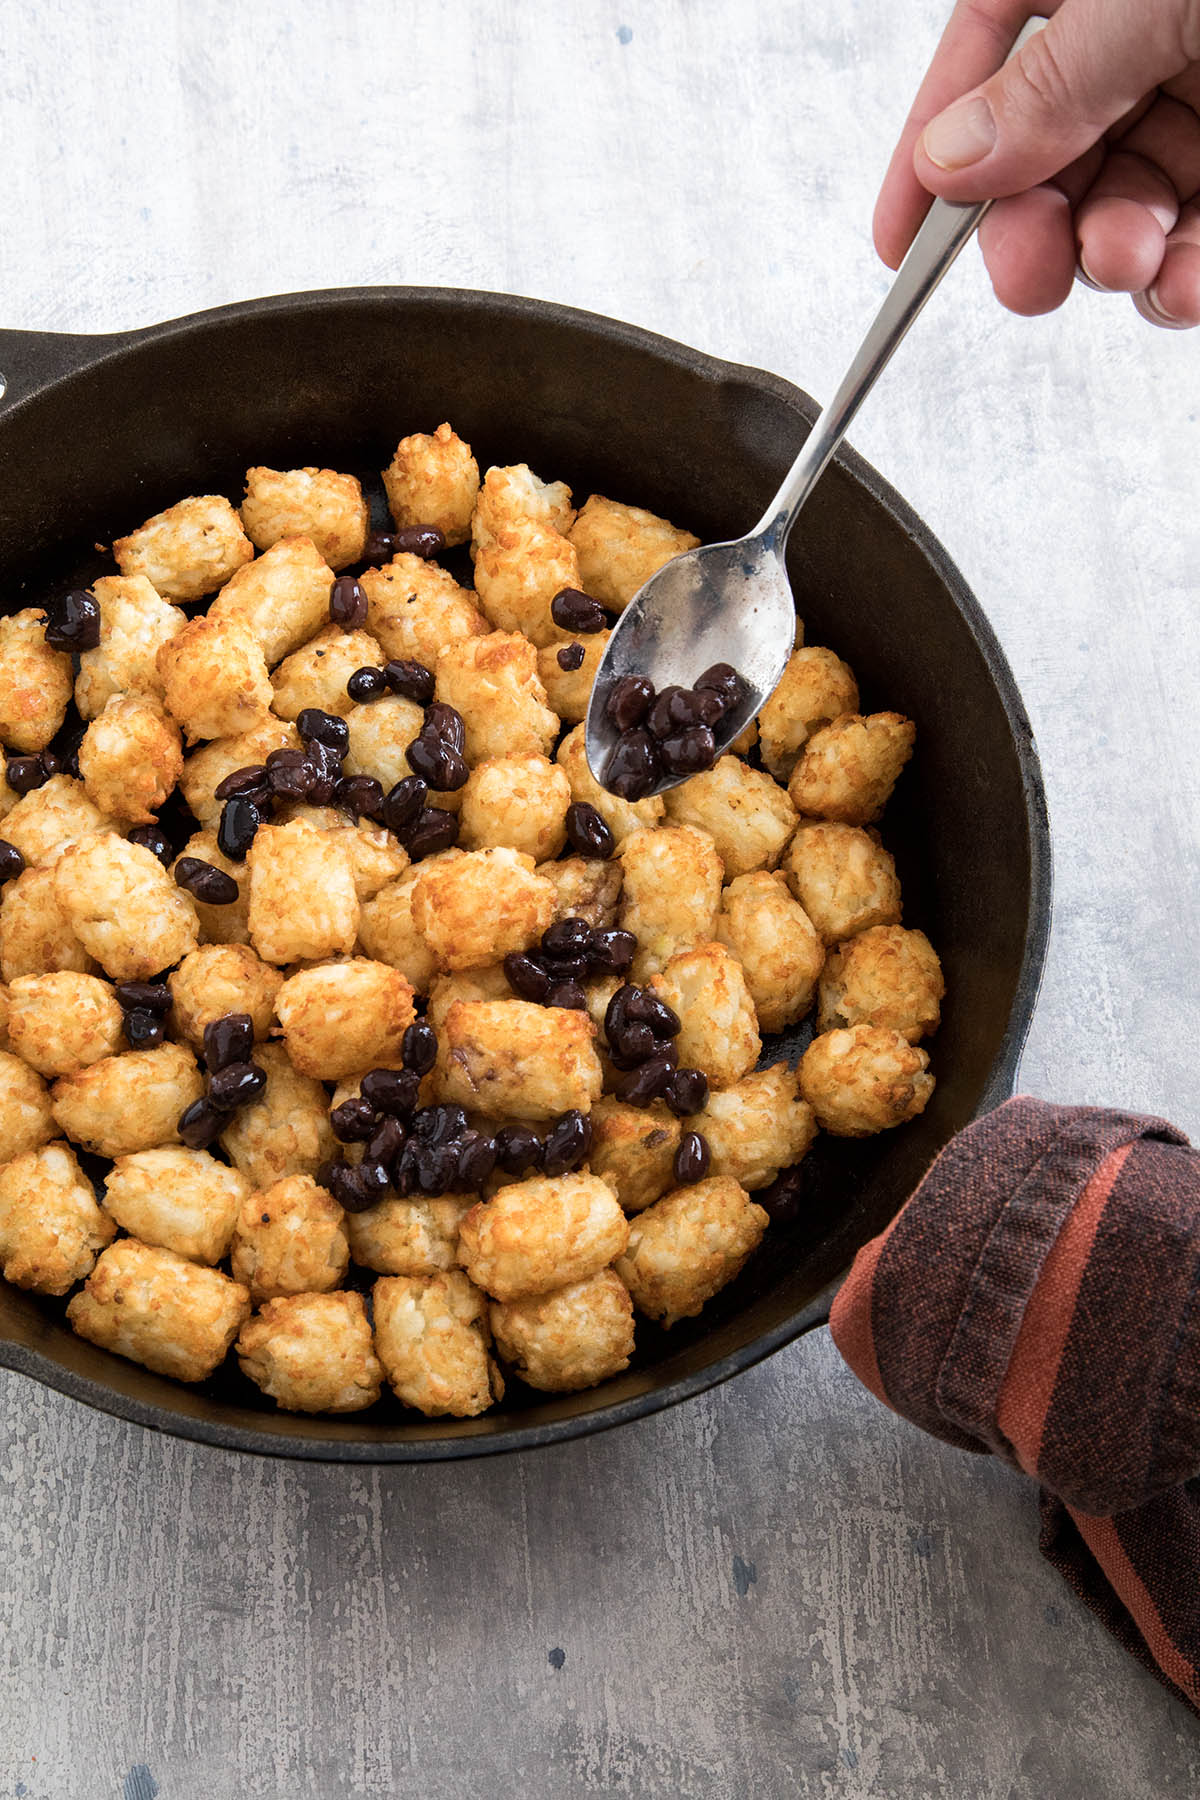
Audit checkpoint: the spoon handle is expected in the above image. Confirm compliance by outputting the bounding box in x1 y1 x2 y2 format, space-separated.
754 16 1044 549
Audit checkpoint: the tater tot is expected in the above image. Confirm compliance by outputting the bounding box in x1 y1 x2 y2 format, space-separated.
662 757 797 880
536 856 623 930
650 943 760 1090
373 1270 503 1418
179 718 301 829
0 1140 115 1295
77 694 184 824
536 630 609 724
207 535 335 666
247 819 359 965
473 516 582 647
817 924 944 1043
411 848 555 971
614 1178 768 1327
568 494 699 611
175 831 251 946
219 1043 337 1189
556 723 664 845
75 575 187 722
457 1171 628 1301
113 493 254 601
435 632 558 763
50 1042 204 1158
0 609 72 752
0 984 9 1050
238 1291 382 1412
360 555 488 668
342 694 424 792
437 999 602 1121
274 958 415 1079
168 944 283 1048
426 964 512 1033
620 824 724 978
102 1147 248 1264
799 1024 934 1136
588 1097 681 1213
459 755 571 861
340 818 409 898
782 821 902 944
356 867 441 994
383 421 480 546
489 1269 635 1392
269 625 386 720
241 466 369 571
345 1193 474 1276
788 712 916 825
471 463 575 558
758 645 860 781
0 861 97 981
54 834 199 980
229 1173 350 1301
157 614 273 743
6 972 124 1076
0 1049 56 1157
695 1063 817 1190
2 776 115 868
68 1239 249 1381
715 870 824 1033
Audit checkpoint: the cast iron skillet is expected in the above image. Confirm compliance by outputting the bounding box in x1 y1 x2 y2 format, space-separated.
0 287 1051 1461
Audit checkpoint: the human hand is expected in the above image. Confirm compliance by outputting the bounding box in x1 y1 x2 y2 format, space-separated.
874 0 1200 327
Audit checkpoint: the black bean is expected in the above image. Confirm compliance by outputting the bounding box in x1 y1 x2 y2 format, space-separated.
406 734 468 792
213 763 270 802
604 983 635 1044
5 755 46 796
366 1116 407 1171
606 1021 659 1067
422 703 465 754
540 953 588 983
542 916 593 958
456 1130 498 1189
604 675 654 733
43 588 101 652
405 807 459 860
330 1097 379 1143
207 1061 267 1112
646 685 724 740
617 1050 678 1107
411 1103 468 1146
325 1160 379 1214
545 979 587 1011
174 857 239 905
361 1067 421 1117
693 662 746 715
659 726 717 777
625 988 680 1037
556 643 585 672
383 659 435 705
115 980 172 1014
758 1166 805 1226
297 708 350 753
503 951 552 1003
415 1140 460 1195
391 1140 418 1197
665 1066 709 1117
202 1012 255 1072
266 748 316 800
333 775 385 822
393 525 446 560
401 1019 438 1076
53 722 86 779
0 839 25 882
494 1124 543 1176
358 1159 392 1199
123 1008 165 1050
364 528 397 563
38 751 61 780
329 575 368 630
217 795 265 862
127 825 173 867
587 928 636 976
551 587 608 634
347 666 387 702
541 1109 593 1177
564 802 615 860
382 775 428 835
673 1131 711 1185
178 1096 224 1149
304 741 342 805
604 729 659 801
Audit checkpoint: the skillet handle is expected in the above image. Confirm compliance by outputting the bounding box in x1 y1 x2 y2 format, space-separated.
0 326 141 409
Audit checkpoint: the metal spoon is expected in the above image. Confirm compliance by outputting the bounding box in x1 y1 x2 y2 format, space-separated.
585 24 1040 794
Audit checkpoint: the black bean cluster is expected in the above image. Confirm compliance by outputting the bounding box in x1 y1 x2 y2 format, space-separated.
5 749 61 795
115 978 173 1051
42 588 102 653
564 802 615 860
177 1011 266 1147
504 916 636 1012
0 839 25 883
601 663 748 800
603 982 710 1118
404 702 468 793
365 525 446 564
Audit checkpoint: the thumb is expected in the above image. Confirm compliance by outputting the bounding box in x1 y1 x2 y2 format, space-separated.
913 0 1198 199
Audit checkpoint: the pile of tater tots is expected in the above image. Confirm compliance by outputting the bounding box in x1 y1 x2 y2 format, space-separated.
0 420 943 1418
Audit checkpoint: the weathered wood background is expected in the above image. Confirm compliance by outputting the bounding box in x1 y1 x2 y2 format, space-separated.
2 1 1198 1793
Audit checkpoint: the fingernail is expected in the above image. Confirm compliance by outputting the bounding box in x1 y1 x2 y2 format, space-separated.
1077 250 1108 293
1141 284 1184 327
921 95 996 170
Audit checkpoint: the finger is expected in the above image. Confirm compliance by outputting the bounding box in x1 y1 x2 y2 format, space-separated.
1136 200 1200 326
914 0 1199 201
1113 91 1200 203
978 185 1079 313
874 0 1044 268
1075 151 1177 291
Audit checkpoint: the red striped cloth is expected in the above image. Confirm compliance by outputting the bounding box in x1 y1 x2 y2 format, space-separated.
829 1096 1200 1714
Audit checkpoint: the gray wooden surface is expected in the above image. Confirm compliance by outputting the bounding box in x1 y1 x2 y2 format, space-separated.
2 2 1199 1794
